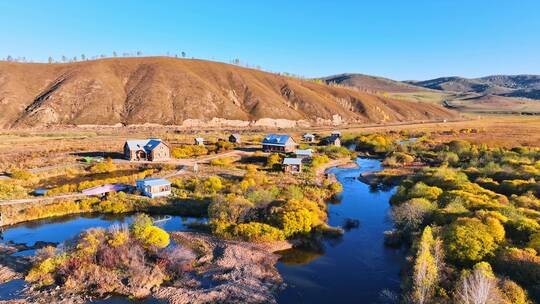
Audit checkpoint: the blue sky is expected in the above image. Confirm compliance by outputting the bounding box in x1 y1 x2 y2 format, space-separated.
1 0 539 80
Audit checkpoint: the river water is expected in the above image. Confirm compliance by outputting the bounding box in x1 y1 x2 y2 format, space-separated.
277 158 404 304
0 157 404 303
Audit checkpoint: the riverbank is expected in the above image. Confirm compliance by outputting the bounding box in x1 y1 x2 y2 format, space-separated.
2 231 293 304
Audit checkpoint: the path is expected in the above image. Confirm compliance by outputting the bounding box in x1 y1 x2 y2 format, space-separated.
0 193 87 206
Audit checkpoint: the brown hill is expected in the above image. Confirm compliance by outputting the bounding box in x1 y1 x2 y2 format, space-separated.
0 57 457 128
321 73 428 93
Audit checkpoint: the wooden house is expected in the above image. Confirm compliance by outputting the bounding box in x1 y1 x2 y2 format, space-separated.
229 133 241 143
194 137 205 146
136 178 171 198
322 135 341 147
262 134 298 153
283 158 303 174
294 149 313 162
303 133 315 142
124 139 170 162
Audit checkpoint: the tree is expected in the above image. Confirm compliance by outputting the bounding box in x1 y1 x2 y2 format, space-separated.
412 226 440 304
266 153 281 169
181 51 186 58
81 54 85 61
391 198 435 235
61 55 67 62
48 56 54 63
455 262 502 304
444 218 498 265
6 55 13 62
112 51 117 57
136 51 142 56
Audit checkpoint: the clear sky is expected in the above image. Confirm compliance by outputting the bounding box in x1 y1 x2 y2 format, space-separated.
1 0 539 80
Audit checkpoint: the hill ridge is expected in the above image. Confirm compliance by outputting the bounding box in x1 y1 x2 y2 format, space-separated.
0 57 457 129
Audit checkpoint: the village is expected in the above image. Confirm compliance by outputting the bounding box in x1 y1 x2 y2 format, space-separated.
0 130 346 213
86 131 342 199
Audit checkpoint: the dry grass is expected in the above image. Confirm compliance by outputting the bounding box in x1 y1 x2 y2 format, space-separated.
0 116 538 171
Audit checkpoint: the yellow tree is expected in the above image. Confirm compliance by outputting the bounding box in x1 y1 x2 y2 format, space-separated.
412 226 440 304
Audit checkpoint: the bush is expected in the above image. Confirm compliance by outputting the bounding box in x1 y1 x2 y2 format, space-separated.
444 217 498 265
139 225 170 249
10 169 36 181
171 145 208 158
311 155 330 169
279 208 313 237
210 157 235 167
231 222 285 242
266 153 282 169
89 158 116 173
391 198 435 235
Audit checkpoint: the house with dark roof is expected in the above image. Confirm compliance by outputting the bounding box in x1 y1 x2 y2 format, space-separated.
124 139 170 161
322 134 341 147
229 133 241 143
261 134 298 153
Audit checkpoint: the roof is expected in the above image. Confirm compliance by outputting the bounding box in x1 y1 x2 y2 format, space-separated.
303 133 315 138
295 149 313 156
262 134 296 146
326 134 341 142
137 178 171 187
82 184 128 195
283 158 302 165
195 137 204 142
125 139 165 153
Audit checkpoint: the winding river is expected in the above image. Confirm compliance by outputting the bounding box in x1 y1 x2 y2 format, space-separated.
0 157 404 303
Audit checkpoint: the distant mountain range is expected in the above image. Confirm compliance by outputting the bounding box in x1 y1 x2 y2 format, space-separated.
405 75 540 99
323 73 540 114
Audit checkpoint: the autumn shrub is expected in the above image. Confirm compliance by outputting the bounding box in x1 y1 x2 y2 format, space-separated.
210 157 235 167
89 158 117 173
26 215 181 298
266 153 282 169
231 222 285 242
311 155 330 169
10 169 37 181
171 145 208 158
391 198 436 236
444 217 499 265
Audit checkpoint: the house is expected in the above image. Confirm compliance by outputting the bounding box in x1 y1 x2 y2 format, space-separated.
136 178 172 198
322 134 341 147
303 133 315 142
124 139 170 162
283 158 303 174
194 137 205 146
229 133 241 143
331 131 342 138
294 149 313 161
262 134 298 153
